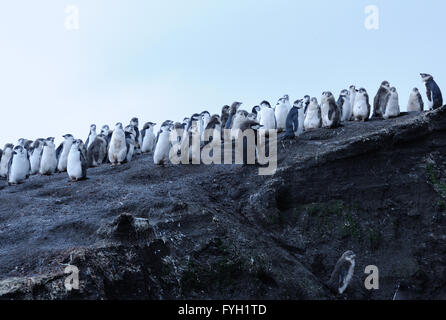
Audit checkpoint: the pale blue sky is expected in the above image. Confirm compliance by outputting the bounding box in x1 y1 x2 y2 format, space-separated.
0 0 444 146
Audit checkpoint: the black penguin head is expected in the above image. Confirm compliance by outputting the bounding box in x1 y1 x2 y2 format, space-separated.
293 99 303 108
260 100 271 108
247 112 257 120
230 102 242 113
252 105 260 114
221 105 230 114
190 113 201 122
340 89 349 97
4 143 14 150
115 122 123 130
303 95 311 103
420 73 433 82
130 117 139 127
381 81 390 88
310 97 318 105
63 134 74 140
46 137 55 143
358 88 367 94
13 145 24 155
349 85 356 91
90 124 96 131
342 250 356 262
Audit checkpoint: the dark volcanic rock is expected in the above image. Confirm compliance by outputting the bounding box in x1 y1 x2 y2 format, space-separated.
1 107 446 299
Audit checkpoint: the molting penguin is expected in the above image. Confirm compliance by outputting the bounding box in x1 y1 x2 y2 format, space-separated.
85 124 97 149
373 81 391 118
141 122 157 153
257 100 276 130
383 87 400 119
56 134 75 172
130 117 142 154
327 250 356 295
231 109 249 139
407 88 424 112
275 95 291 132
200 111 211 141
201 114 222 149
337 89 353 122
7 146 30 185
225 102 242 130
101 125 112 146
321 91 341 128
0 144 14 178
29 139 44 175
220 105 230 129
87 134 108 167
67 139 87 181
39 137 57 175
124 125 136 162
284 99 304 139
352 88 371 121
108 123 127 165
349 85 358 110
420 73 443 110
304 97 322 130
153 121 173 165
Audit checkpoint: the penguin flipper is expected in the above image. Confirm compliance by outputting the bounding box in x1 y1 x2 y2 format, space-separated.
80 150 88 179
56 143 63 161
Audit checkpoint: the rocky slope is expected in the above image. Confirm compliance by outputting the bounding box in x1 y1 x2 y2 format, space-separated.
0 107 446 300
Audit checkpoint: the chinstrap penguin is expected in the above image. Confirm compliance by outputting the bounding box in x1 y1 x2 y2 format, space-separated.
67 139 87 181
7 146 30 185
420 73 443 110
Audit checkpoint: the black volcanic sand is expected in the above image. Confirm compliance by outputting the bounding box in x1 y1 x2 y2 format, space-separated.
0 108 446 299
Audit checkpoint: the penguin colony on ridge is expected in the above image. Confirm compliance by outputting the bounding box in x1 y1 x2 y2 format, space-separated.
0 73 443 186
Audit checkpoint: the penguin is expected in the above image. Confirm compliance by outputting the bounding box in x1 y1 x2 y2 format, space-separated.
124 125 136 163
383 87 400 119
352 88 371 121
373 81 391 118
29 139 45 175
67 139 87 181
200 111 211 141
0 149 2 164
327 250 356 295
275 95 291 133
257 100 276 130
0 144 14 178
321 91 341 128
17 139 33 152
130 117 142 154
141 122 157 153
153 121 173 165
7 146 30 185
181 114 202 163
225 102 242 130
337 89 353 122
56 134 75 172
85 124 97 149
284 99 304 139
220 105 230 129
304 97 322 130
251 105 260 120
231 109 249 139
101 125 113 146
201 114 222 149
39 137 57 175
303 95 311 114
349 85 358 110
87 134 108 167
407 88 424 112
108 123 128 165
420 73 443 110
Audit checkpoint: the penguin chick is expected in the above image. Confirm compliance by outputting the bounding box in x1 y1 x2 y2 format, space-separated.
304 97 322 130
353 88 371 122
67 139 87 181
0 144 15 178
141 122 157 153
284 99 304 139
56 134 75 172
373 81 391 118
327 250 356 295
87 134 108 167
337 89 353 122
85 124 97 149
153 121 173 165
407 88 424 112
321 91 341 128
383 87 400 119
39 137 57 175
7 146 30 185
275 95 291 132
108 123 127 165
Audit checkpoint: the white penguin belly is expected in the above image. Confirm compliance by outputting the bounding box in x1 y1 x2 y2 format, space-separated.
67 150 82 179
154 133 171 164
341 101 352 121
57 146 71 171
142 133 155 153
40 148 57 174
304 110 320 130
321 103 332 127
9 157 29 184
0 152 12 177
275 106 288 130
297 109 305 135
259 109 275 130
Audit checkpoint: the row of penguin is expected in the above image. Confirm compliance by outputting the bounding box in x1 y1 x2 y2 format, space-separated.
0 73 442 186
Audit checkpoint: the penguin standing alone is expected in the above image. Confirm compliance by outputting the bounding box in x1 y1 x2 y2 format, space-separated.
67 139 87 181
420 73 443 110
